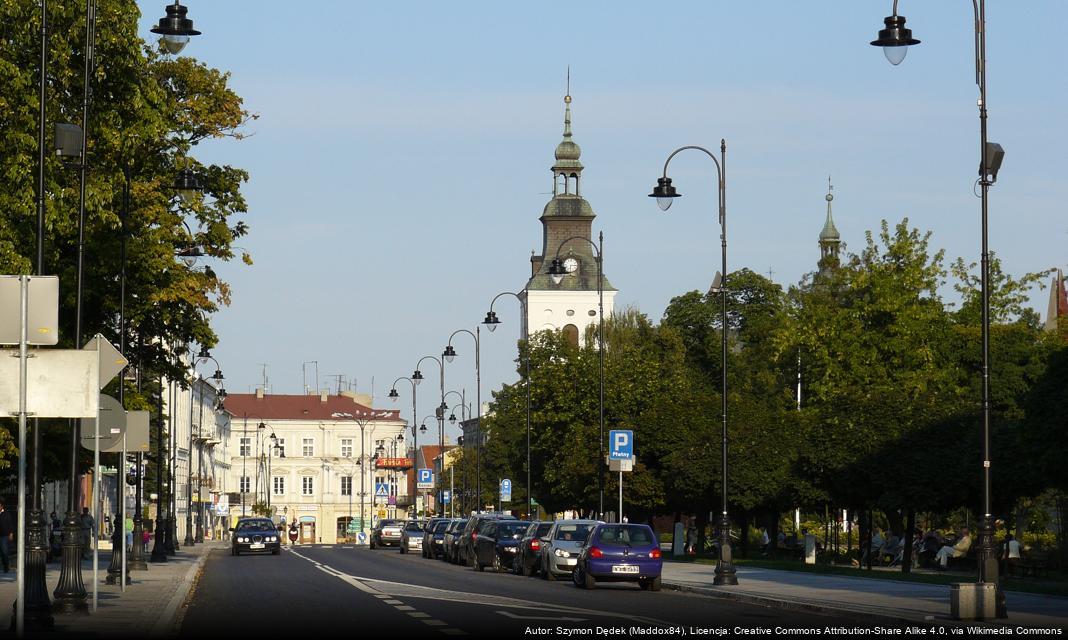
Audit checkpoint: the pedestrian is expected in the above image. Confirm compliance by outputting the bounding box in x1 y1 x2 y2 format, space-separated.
0 500 14 572
125 513 134 551
79 507 95 560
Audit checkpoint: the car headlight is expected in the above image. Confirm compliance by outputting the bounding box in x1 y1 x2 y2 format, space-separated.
268 536 277 542
238 537 247 543
554 548 569 558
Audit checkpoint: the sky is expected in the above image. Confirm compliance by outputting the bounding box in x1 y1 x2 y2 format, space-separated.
136 1 1067 442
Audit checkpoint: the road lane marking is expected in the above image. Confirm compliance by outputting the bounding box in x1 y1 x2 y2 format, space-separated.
497 611 586 622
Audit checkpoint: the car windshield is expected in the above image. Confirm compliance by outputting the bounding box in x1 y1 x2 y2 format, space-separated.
451 520 467 532
597 525 655 546
404 521 425 532
535 523 552 537
497 522 529 538
379 520 402 528
434 520 450 533
555 524 594 541
236 520 275 532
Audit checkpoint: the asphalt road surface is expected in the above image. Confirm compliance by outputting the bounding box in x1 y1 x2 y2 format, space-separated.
181 543 865 636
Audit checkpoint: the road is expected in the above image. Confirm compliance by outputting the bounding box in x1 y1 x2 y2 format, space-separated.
181 543 865 636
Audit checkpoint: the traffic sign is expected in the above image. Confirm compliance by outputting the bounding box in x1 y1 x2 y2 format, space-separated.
609 430 634 460
442 490 451 505
0 275 58 345
500 478 512 503
357 531 367 544
417 468 433 489
374 482 389 500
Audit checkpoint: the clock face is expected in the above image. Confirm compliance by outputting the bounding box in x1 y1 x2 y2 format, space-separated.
563 257 579 274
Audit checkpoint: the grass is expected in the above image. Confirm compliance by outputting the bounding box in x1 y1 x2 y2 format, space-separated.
666 555 1068 597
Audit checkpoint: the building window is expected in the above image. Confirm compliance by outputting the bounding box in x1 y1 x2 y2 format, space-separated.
239 437 250 456
563 323 579 347
272 476 285 496
302 476 314 496
341 476 352 496
302 438 314 457
341 439 353 458
239 476 250 493
275 438 286 457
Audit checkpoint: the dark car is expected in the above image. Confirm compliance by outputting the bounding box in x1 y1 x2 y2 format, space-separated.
231 518 281 556
421 518 447 558
474 520 531 572
444 519 468 563
514 521 553 576
370 518 405 549
573 523 662 590
459 513 516 567
428 518 453 559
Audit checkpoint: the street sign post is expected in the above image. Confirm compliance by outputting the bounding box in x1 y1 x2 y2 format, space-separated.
499 478 512 512
417 469 433 489
608 430 635 523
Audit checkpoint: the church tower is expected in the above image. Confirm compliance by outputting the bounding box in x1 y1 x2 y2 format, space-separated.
521 90 617 346
817 177 841 275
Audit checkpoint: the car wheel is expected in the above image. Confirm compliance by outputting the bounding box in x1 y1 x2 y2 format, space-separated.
649 576 662 592
234 549 240 556
272 548 280 556
583 567 596 590
492 553 502 573
475 557 485 572
573 566 585 588
545 563 557 581
522 558 534 577
230 547 236 556
400 545 407 554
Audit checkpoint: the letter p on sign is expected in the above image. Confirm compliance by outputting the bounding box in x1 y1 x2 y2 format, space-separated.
609 429 633 460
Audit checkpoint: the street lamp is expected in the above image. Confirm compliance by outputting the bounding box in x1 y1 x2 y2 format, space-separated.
484 291 532 519
870 0 1005 616
151 1 202 55
331 410 389 539
389 377 418 516
443 328 481 513
648 140 737 586
186 351 222 546
547 233 606 519
413 356 446 516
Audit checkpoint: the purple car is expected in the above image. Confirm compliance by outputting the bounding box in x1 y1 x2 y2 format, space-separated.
573 523 662 591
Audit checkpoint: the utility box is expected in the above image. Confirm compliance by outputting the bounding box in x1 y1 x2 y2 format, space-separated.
673 522 685 556
951 582 996 620
804 534 817 565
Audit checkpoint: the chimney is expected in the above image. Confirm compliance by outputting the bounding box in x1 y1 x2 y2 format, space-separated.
320 391 328 403
255 387 264 399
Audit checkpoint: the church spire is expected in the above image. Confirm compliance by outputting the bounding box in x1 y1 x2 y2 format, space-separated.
818 176 841 272
552 70 583 196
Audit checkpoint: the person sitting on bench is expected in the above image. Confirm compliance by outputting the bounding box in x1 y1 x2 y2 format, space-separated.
935 527 972 569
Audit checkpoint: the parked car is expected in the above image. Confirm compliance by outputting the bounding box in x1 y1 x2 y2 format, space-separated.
421 518 447 558
400 520 426 554
514 521 554 576
444 519 468 563
573 523 662 590
474 520 531 572
370 518 405 549
230 518 281 556
459 513 516 567
541 519 599 580
428 518 453 558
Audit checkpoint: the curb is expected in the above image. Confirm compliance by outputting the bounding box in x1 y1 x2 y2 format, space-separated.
663 581 952 628
150 546 216 637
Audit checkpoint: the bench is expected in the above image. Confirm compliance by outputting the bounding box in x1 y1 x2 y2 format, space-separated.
1016 551 1050 578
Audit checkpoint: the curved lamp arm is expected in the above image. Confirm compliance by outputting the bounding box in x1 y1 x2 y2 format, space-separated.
659 143 726 225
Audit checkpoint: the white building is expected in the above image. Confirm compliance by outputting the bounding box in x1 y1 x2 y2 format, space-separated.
222 390 408 544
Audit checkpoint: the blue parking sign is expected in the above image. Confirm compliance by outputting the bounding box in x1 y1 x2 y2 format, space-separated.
443 490 451 504
417 468 434 489
500 478 512 503
609 430 634 460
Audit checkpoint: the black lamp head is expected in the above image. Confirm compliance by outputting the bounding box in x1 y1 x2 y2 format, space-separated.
412 369 424 386
419 424 427 434
548 258 566 285
197 346 211 360
212 369 224 382
448 413 457 424
151 2 201 54
443 345 457 362
649 177 680 211
174 167 202 203
871 14 920 65
388 388 399 402
482 310 500 332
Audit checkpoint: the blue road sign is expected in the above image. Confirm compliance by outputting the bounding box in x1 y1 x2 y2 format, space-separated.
443 490 451 504
374 482 389 499
500 478 512 503
417 468 434 489
609 430 634 460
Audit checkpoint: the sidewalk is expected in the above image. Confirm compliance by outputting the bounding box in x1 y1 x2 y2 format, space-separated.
0 541 221 636
662 561 1068 629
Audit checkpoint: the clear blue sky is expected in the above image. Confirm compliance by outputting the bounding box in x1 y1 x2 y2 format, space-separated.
137 1 1067 439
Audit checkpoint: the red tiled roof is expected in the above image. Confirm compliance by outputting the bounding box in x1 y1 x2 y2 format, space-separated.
222 393 402 422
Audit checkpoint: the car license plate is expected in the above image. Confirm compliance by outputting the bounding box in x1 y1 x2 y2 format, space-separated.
250 543 265 549
612 565 639 574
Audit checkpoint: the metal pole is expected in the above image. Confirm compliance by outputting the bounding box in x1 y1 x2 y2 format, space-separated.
195 391 204 542
524 301 531 520
619 470 623 524
16 277 29 635
184 377 195 546
475 327 481 514
598 232 605 519
150 379 167 562
241 416 247 517
450 465 454 518
360 423 365 536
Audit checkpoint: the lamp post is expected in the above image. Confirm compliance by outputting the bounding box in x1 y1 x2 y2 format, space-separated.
388 377 418 516
870 1 1004 614
413 356 446 517
447 401 471 513
187 351 222 545
649 140 737 586
257 430 278 511
331 410 389 538
547 233 605 518
443 328 481 514
483 291 531 518
419 417 436 516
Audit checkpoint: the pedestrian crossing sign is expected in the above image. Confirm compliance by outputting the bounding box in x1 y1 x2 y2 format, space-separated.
375 482 389 500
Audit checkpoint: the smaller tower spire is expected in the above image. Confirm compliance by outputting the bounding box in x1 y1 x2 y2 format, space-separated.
552 69 583 196
818 176 841 272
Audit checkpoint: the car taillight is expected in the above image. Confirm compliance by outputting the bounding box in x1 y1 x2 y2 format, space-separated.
530 539 540 551
650 548 661 559
589 547 603 559
471 532 477 541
